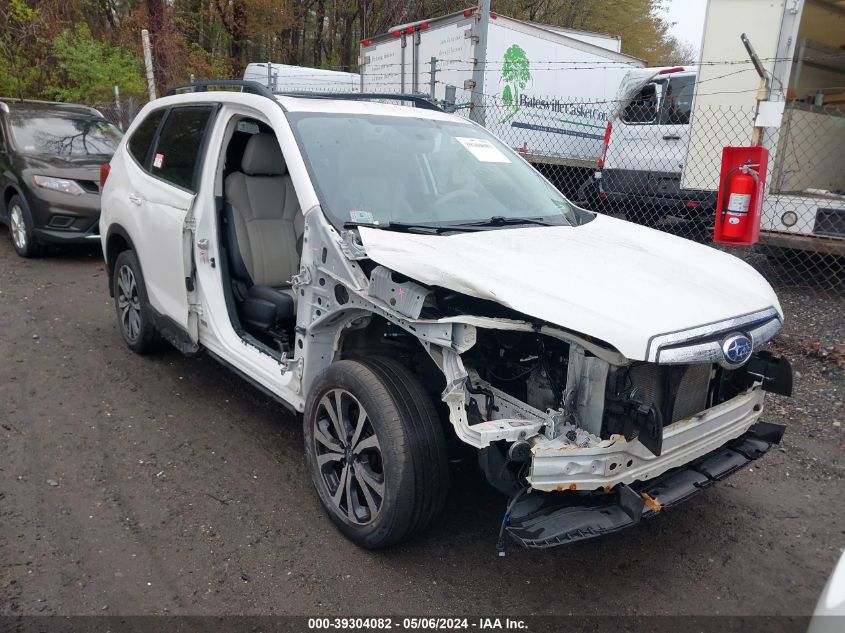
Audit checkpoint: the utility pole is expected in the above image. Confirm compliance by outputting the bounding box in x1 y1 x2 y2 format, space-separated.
141 29 157 101
469 0 491 125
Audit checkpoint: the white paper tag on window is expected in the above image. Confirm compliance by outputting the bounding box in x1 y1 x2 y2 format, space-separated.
153 153 164 169
456 137 511 163
349 210 374 224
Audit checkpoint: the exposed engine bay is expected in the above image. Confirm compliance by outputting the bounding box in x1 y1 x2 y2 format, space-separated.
329 255 792 550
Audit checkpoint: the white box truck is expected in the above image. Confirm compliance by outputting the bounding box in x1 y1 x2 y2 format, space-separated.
600 0 845 256
244 63 361 93
359 8 643 193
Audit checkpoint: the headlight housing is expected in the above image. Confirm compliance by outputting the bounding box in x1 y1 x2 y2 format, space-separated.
31 175 85 196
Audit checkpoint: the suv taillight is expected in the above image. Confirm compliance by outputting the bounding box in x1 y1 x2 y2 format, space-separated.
99 163 111 189
597 121 612 169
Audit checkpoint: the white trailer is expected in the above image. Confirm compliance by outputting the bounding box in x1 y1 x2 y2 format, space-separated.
243 63 361 94
359 9 643 171
683 0 845 256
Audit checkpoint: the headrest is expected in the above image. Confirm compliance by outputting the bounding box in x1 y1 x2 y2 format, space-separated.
241 133 286 176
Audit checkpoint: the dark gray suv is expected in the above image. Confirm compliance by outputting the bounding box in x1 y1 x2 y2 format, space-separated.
0 99 123 257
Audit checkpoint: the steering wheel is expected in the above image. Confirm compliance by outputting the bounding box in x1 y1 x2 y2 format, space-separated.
437 188 480 206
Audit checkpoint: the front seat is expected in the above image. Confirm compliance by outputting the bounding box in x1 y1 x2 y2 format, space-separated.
224 133 301 334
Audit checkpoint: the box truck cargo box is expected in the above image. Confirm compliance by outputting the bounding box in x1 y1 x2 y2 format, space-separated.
360 9 644 169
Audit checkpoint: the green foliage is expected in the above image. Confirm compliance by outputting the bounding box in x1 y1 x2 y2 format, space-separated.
0 0 43 99
49 24 145 103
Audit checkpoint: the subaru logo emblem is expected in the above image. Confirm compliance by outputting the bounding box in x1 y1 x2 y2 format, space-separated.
722 333 753 366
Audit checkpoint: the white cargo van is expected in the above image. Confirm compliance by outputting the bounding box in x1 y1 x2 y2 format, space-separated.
596 66 714 224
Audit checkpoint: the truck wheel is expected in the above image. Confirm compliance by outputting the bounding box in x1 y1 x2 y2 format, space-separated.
304 357 449 549
8 195 44 258
112 250 161 355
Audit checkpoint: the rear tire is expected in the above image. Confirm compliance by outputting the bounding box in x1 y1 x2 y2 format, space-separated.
303 357 449 549
112 250 160 354
8 195 44 258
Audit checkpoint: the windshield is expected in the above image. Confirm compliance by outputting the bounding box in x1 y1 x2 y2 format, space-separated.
8 113 122 156
288 112 577 229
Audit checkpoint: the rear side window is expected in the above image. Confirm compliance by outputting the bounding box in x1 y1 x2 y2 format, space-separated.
661 76 695 125
150 106 214 191
128 109 165 166
622 83 659 124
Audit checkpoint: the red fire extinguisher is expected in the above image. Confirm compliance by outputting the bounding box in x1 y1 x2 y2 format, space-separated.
720 161 759 241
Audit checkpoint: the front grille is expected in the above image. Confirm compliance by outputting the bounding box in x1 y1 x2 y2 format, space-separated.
814 207 845 237
625 363 713 424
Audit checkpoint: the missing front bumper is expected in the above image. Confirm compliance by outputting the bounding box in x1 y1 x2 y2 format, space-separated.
505 421 785 549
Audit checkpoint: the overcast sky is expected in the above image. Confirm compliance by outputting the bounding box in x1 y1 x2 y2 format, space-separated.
664 0 709 53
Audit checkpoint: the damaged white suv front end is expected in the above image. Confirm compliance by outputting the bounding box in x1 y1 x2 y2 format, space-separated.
341 215 792 550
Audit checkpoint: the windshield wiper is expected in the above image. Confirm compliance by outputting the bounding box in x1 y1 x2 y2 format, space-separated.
343 221 482 234
451 216 562 228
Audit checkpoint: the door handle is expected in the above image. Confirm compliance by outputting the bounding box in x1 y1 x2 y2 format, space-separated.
662 135 681 141
128 193 142 206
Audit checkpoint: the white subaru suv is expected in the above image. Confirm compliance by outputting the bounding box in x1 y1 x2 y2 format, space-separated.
100 81 792 551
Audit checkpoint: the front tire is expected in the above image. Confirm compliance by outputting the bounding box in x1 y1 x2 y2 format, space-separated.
8 195 44 258
304 358 449 549
112 250 160 354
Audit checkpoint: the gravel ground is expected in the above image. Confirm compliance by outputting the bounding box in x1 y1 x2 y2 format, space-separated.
0 233 843 619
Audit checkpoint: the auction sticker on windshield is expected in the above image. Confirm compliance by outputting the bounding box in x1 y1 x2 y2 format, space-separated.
456 137 511 163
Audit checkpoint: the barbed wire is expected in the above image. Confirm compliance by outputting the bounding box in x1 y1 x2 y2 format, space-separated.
357 50 844 70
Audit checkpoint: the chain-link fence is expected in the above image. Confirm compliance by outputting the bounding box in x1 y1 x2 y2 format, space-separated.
94 95 145 132
92 74 845 306
444 91 845 304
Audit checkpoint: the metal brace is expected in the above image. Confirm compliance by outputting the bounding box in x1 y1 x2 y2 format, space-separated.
338 230 367 260
291 266 312 289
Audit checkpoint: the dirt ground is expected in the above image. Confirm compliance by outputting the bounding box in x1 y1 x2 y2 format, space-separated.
0 232 843 619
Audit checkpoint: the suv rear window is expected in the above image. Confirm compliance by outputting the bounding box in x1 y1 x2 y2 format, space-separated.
128 109 165 166
150 106 214 191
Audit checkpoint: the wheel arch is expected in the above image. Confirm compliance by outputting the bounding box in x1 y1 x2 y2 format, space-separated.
332 312 446 400
2 183 25 216
104 224 138 297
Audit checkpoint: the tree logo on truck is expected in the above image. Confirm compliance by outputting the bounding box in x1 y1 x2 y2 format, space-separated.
500 44 531 124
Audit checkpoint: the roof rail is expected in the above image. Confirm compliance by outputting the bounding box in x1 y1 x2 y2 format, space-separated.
277 92 444 112
0 97 102 115
162 83 444 113
164 80 277 99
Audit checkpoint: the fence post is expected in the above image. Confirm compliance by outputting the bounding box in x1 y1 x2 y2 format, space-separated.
429 57 437 101
469 0 491 125
113 85 124 131
141 29 157 101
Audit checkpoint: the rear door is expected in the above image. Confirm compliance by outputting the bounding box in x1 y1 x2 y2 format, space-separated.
133 105 217 347
656 74 695 175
